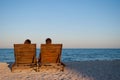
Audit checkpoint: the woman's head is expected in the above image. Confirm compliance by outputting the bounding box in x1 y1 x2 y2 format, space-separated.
46 38 52 44
24 39 31 44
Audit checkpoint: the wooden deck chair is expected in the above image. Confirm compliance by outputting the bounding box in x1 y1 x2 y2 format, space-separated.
12 44 37 72
38 44 65 71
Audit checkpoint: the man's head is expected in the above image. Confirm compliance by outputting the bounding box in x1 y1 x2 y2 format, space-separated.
46 38 52 44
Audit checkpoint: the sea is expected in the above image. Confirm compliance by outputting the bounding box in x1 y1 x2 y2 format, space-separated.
0 48 120 62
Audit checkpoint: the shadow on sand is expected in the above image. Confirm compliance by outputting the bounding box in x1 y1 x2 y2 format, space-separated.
7 62 13 71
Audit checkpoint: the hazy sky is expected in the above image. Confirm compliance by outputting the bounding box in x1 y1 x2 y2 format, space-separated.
0 0 120 48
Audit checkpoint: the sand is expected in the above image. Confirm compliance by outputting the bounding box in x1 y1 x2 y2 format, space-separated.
0 60 120 80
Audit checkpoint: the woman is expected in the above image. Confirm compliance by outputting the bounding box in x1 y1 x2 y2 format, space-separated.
24 39 31 44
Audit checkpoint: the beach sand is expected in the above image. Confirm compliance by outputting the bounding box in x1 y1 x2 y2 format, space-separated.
0 60 120 80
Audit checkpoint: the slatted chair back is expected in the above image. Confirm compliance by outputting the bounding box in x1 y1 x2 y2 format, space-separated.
14 44 36 65
40 44 62 64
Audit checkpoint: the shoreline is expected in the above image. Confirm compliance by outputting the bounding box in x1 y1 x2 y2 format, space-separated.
0 60 120 80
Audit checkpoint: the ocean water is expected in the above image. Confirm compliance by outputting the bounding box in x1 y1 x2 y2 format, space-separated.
0 49 120 62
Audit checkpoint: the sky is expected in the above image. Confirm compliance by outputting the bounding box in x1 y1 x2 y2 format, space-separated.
0 0 120 48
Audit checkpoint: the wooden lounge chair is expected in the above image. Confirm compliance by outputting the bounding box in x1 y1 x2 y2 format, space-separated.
12 44 37 72
38 44 65 71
